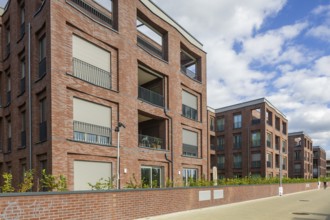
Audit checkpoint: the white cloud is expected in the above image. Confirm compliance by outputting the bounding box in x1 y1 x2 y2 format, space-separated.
306 25 330 42
315 56 330 76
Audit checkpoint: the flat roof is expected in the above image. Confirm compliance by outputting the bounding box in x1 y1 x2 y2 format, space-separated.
288 131 312 140
214 98 287 119
141 0 204 50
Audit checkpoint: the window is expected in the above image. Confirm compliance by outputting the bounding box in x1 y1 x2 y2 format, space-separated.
182 90 198 121
182 129 198 157
180 48 201 82
210 117 215 131
74 161 112 190
267 132 272 148
275 116 280 130
217 136 225 151
182 168 197 186
282 122 287 134
267 153 273 168
251 153 261 168
251 108 261 125
20 58 26 93
295 151 301 160
294 163 301 173
294 137 301 147
216 117 225 131
217 155 225 169
39 98 47 141
39 35 46 78
233 154 242 169
21 111 26 148
251 131 260 147
141 166 162 188
73 98 112 145
282 157 287 170
137 15 167 60
7 119 12 153
72 35 111 89
19 4 25 37
282 140 287 153
5 22 10 57
275 136 280 150
233 114 242 129
266 110 272 126
233 133 242 149
6 74 11 105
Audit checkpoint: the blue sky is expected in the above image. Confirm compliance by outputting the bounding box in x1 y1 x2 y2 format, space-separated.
1 0 330 157
152 0 330 157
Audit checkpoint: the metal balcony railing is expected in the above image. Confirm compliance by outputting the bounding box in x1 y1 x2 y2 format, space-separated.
183 144 198 158
251 161 261 168
138 86 164 107
138 134 164 150
39 121 47 142
39 57 47 78
137 35 163 58
182 104 198 121
73 121 111 145
73 58 111 89
71 0 112 26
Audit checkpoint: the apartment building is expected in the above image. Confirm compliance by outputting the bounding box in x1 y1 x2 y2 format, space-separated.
327 159 330 177
288 132 313 179
0 0 207 190
209 98 288 179
313 146 327 178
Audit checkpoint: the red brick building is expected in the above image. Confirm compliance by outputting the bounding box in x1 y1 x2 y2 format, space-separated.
288 131 313 179
0 0 207 190
313 146 327 178
209 98 288 179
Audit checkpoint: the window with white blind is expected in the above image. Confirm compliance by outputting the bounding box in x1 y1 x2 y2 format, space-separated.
73 98 111 145
182 129 198 157
72 35 111 89
182 90 198 121
74 161 112 190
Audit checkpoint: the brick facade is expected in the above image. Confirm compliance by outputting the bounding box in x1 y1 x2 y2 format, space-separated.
0 0 207 190
313 146 327 178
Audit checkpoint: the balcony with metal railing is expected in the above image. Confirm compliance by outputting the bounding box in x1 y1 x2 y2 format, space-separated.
138 134 164 150
73 58 111 89
73 120 111 145
69 0 113 27
137 35 163 59
138 86 164 107
180 67 201 82
182 104 198 121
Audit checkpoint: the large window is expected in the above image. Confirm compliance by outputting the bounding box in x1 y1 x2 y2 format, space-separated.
233 114 242 129
20 58 26 94
39 98 47 142
21 111 26 148
233 154 242 169
217 155 225 169
266 110 272 126
141 166 162 188
217 136 225 151
233 134 242 149
251 131 260 147
182 168 197 186
7 119 12 153
74 161 112 190
251 153 261 168
282 140 287 153
295 151 301 160
182 129 198 157
251 108 261 125
73 98 111 145
267 132 272 148
182 90 198 121
294 163 301 173
216 117 225 131
72 35 111 89
267 153 273 168
39 35 46 78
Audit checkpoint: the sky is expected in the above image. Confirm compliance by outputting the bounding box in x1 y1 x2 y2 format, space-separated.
152 0 330 158
0 0 329 157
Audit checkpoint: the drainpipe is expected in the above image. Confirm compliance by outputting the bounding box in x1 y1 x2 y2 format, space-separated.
28 23 33 170
164 108 174 186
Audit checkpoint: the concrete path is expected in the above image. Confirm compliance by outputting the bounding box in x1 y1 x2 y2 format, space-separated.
139 188 330 220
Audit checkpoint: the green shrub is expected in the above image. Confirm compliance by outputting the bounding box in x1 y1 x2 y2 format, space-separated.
18 170 34 192
1 173 15 193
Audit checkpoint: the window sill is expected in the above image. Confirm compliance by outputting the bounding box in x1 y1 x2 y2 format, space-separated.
137 44 169 64
18 146 26 150
35 139 48 145
35 72 47 83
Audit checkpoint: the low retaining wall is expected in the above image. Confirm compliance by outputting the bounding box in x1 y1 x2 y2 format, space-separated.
0 182 319 220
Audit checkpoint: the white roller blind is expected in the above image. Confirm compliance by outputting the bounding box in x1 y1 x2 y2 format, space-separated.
74 161 111 190
73 98 111 127
252 153 261 161
182 129 197 146
72 35 110 72
182 90 197 109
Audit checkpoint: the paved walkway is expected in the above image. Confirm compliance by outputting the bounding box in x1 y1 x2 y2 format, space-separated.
139 188 330 220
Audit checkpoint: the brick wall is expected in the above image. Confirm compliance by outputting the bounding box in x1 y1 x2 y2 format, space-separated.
0 182 320 220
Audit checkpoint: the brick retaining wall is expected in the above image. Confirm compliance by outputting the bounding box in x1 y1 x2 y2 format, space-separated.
0 182 320 220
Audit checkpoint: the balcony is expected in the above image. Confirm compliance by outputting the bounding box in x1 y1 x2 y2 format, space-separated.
233 162 242 169
138 86 164 107
181 67 200 81
139 134 164 150
73 58 111 89
39 121 47 142
251 161 261 168
137 35 163 58
39 57 47 78
70 0 112 27
183 144 198 157
73 120 111 145
180 50 201 82
182 104 198 121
